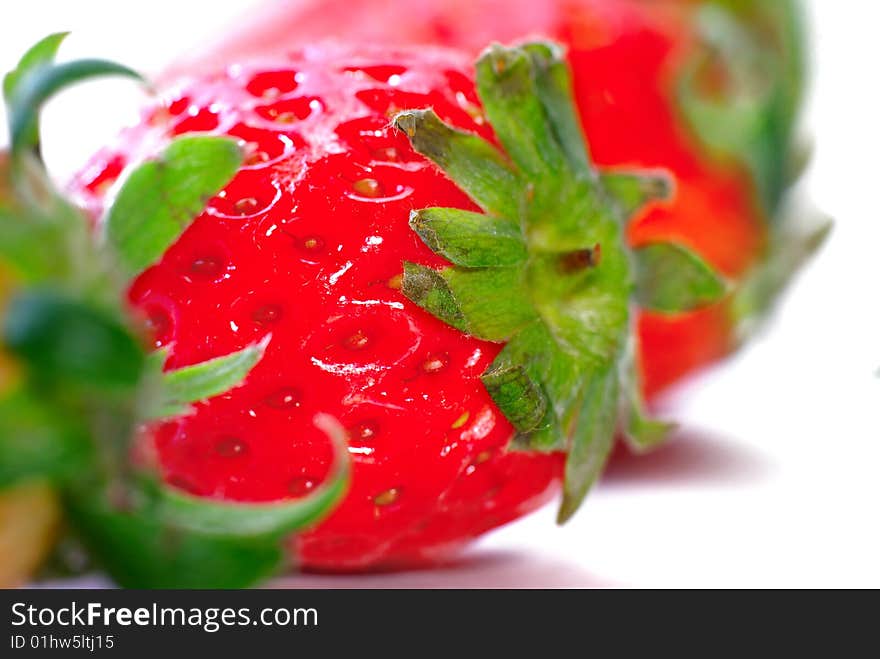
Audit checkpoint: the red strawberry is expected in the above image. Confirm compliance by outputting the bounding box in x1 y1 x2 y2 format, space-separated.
174 0 810 397
68 39 749 571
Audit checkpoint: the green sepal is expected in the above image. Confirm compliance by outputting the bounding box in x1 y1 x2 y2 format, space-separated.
2 289 144 391
64 488 285 589
634 242 728 314
154 414 350 539
403 262 534 341
474 45 569 179
6 58 142 157
519 42 592 175
481 342 549 433
557 366 619 524
401 262 467 332
409 208 527 267
62 414 350 586
0 389 93 488
145 337 269 420
394 109 521 220
730 213 831 343
601 171 673 219
618 341 675 452
510 417 565 453
105 135 242 277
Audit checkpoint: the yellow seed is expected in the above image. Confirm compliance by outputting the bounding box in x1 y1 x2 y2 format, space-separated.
422 354 449 373
451 411 470 429
374 488 400 506
353 178 383 198
235 197 259 215
345 329 370 350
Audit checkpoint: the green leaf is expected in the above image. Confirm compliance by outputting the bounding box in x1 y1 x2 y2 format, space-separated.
105 136 242 277
601 171 673 219
618 342 675 452
401 262 467 332
394 109 522 220
7 58 142 156
557 367 619 523
155 414 350 539
3 32 69 102
2 290 144 390
0 390 92 488
521 42 592 176
402 262 534 341
482 340 549 433
730 214 831 343
146 338 269 420
409 208 527 267
634 242 728 314
475 45 568 179
65 489 285 589
441 267 534 341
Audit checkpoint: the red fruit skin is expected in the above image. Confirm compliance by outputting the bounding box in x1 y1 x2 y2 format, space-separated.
74 45 564 570
172 0 764 396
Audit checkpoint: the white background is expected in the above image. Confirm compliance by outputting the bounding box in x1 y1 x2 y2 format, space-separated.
1 1 877 588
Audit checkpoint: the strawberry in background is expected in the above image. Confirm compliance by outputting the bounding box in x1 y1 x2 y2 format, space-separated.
170 0 814 396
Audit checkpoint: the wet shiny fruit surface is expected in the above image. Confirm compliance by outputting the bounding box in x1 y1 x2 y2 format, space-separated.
73 45 562 570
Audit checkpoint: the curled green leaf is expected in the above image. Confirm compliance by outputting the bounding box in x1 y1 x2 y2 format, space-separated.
7 58 142 156
65 489 285 589
155 414 350 539
3 32 69 102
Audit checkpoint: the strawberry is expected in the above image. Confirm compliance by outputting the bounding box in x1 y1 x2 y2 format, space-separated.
176 0 815 396
1 28 819 582
71 40 744 572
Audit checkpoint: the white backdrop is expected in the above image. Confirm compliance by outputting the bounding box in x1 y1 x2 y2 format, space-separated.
0 1 877 588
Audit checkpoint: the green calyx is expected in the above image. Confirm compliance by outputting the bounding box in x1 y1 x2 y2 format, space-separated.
0 35 349 587
395 42 727 522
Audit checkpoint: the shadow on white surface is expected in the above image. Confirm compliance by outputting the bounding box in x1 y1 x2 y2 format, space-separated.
274 550 611 589
31 552 609 589
603 429 774 489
